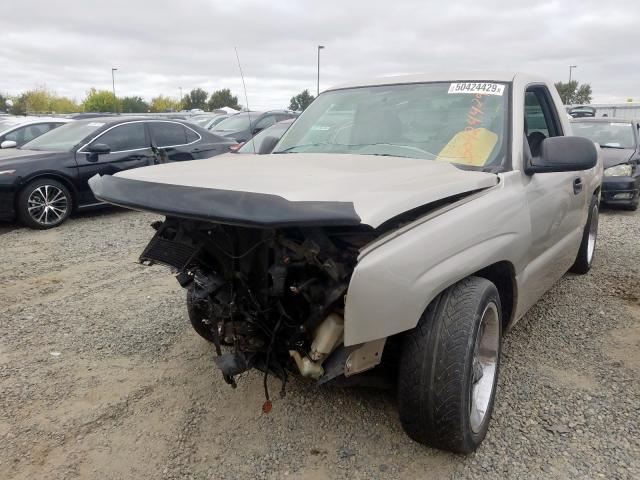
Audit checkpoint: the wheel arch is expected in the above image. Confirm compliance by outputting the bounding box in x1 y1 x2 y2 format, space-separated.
471 261 517 330
17 173 78 210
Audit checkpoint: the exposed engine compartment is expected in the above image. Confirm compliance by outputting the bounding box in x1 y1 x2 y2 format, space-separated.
139 217 379 400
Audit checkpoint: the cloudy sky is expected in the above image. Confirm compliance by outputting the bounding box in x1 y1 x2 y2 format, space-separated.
2 0 639 109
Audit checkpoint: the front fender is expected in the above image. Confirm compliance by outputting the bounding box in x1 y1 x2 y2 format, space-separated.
343 178 530 345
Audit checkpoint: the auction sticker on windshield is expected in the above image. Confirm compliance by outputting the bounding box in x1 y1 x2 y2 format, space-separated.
448 83 505 95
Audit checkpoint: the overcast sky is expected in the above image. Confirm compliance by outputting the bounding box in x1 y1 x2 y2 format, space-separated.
2 0 639 109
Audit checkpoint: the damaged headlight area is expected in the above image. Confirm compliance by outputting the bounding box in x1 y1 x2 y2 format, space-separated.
139 217 380 404
604 164 633 177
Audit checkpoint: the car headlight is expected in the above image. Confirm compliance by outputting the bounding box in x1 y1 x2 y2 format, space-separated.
604 164 632 177
0 170 16 176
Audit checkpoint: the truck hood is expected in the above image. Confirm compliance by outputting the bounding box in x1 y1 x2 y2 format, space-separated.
600 147 635 169
89 153 498 228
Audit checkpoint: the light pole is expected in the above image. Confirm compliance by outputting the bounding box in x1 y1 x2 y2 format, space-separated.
567 65 577 104
317 45 325 97
111 67 118 113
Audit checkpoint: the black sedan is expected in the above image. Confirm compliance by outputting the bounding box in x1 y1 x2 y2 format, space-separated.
0 117 235 228
572 118 640 210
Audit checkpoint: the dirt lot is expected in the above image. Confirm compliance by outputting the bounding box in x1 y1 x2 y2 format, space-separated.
1 207 639 479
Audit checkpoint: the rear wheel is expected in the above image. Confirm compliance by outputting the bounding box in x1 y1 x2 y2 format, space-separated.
570 195 599 274
17 178 72 229
397 276 502 453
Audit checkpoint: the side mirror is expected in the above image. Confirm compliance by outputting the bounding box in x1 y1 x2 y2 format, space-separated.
88 143 111 155
258 136 280 155
525 136 597 175
0 140 17 149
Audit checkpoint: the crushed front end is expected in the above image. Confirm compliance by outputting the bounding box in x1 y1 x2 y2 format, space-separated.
139 217 379 402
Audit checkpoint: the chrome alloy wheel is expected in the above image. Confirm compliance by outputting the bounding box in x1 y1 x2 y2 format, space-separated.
469 301 500 434
27 185 68 226
587 202 599 265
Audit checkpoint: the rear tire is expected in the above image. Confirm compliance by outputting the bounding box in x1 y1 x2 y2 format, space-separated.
397 276 502 453
17 178 72 229
570 195 599 274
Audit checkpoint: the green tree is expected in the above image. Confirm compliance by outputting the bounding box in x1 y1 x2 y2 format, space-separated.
121 96 149 113
555 81 593 105
207 88 240 110
83 88 120 112
180 94 192 110
181 88 208 110
289 89 315 111
49 96 80 113
9 95 26 115
0 93 7 112
22 88 50 113
150 95 180 112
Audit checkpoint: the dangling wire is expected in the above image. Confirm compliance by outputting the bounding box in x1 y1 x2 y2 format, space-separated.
262 316 283 412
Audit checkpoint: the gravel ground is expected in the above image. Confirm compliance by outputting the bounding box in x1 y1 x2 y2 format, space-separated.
1 206 638 479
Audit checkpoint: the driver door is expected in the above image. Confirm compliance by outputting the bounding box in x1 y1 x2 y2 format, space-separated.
519 86 586 312
75 121 155 204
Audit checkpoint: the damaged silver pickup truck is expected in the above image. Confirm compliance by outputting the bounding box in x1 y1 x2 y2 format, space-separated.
89 73 602 453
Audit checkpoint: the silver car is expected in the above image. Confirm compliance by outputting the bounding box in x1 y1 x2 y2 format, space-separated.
90 72 602 453
0 117 71 149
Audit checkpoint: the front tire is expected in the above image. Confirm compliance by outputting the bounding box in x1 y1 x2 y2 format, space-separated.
186 286 216 342
570 194 599 274
17 178 72 229
397 276 502 453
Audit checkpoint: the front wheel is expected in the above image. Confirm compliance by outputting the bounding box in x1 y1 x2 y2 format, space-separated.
17 178 72 229
570 194 599 274
186 286 216 342
397 276 502 453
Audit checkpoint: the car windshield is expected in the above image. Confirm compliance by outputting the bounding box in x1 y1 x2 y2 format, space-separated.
273 82 509 170
572 121 635 149
0 120 22 134
238 121 292 153
21 121 104 151
214 114 258 131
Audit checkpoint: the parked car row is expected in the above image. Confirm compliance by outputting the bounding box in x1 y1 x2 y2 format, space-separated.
0 108 303 228
0 117 234 228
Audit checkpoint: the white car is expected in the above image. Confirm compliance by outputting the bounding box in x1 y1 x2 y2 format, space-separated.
0 117 72 149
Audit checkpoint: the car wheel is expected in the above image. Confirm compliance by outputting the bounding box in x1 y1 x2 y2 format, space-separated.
17 178 72 229
397 276 502 453
570 194 599 274
186 286 216 342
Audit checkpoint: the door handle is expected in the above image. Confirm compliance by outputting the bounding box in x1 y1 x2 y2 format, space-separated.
573 177 583 195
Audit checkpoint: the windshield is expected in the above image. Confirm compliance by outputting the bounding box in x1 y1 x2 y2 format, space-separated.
0 120 23 134
572 121 635 149
273 82 509 169
238 121 292 153
214 114 257 132
21 121 104 151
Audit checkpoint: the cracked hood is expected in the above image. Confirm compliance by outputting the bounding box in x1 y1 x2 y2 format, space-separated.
89 153 498 228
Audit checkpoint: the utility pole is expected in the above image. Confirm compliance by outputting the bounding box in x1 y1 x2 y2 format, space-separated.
317 45 325 97
567 65 577 104
111 67 118 113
